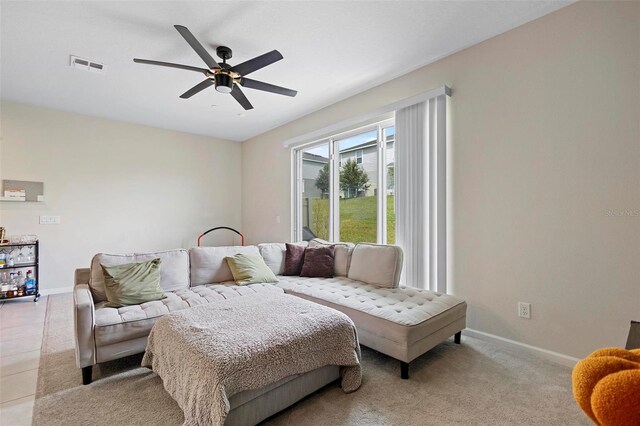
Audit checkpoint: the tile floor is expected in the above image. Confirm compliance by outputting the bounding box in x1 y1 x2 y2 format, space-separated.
0 296 47 426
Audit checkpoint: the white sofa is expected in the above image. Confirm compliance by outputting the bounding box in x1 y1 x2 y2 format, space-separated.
74 240 466 388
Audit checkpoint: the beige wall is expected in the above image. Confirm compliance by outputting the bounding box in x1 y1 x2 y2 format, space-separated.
0 101 242 293
242 1 640 358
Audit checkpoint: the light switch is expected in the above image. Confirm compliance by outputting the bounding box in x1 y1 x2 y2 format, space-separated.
39 215 61 225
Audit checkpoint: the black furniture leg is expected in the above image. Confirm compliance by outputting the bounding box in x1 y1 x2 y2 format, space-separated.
400 361 409 379
82 366 93 385
454 331 462 344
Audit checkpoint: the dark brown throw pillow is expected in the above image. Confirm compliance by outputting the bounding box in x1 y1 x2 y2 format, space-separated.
300 246 335 278
283 243 306 276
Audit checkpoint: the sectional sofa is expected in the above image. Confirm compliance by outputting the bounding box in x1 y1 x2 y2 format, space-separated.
74 240 466 388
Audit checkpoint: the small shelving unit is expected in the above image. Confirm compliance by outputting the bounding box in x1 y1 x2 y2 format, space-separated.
0 241 40 302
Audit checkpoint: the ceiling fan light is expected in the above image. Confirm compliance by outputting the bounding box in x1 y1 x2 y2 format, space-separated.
215 74 233 93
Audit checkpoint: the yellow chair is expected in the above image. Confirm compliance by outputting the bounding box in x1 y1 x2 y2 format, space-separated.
572 348 640 425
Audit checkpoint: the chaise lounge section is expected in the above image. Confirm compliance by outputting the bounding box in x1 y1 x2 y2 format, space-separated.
259 241 467 379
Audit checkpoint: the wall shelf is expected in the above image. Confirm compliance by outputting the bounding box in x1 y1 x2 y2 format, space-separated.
0 197 43 202
1 180 44 202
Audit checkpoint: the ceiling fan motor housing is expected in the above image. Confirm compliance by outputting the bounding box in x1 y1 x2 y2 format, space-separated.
214 73 233 93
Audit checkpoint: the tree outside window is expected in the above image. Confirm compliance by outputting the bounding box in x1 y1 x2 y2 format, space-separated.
314 163 330 198
340 159 370 199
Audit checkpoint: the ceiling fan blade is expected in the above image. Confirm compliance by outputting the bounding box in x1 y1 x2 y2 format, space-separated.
174 25 220 70
229 50 283 77
180 79 214 99
133 59 209 75
230 85 254 110
240 78 297 97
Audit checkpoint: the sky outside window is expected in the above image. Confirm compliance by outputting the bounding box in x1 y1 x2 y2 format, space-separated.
307 129 380 157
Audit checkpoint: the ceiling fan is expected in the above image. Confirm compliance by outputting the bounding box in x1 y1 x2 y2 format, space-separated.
133 25 297 110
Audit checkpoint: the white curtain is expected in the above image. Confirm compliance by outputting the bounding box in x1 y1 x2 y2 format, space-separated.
395 93 448 292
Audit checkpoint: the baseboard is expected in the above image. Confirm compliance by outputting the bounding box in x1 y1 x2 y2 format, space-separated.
41 287 72 296
462 328 580 368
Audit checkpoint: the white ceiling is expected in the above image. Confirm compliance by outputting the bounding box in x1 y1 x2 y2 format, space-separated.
0 1 571 142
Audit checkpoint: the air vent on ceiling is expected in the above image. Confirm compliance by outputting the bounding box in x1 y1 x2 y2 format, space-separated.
70 55 106 74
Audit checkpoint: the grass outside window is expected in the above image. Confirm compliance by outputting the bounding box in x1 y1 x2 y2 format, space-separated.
308 195 395 244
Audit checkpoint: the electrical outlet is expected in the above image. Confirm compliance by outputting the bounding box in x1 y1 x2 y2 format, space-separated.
518 302 531 319
39 215 61 225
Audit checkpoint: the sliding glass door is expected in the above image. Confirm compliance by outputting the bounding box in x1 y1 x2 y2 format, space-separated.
294 119 395 244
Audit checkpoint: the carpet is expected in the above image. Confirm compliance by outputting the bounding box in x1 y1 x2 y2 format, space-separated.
33 293 589 425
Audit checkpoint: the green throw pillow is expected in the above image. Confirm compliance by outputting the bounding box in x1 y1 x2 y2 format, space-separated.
225 253 279 285
101 259 167 308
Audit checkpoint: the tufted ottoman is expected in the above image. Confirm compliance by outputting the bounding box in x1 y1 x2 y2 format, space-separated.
276 276 467 379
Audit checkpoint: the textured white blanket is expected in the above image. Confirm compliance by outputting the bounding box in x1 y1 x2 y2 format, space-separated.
142 293 361 425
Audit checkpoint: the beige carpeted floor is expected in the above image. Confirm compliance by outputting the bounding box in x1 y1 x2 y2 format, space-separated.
33 293 589 425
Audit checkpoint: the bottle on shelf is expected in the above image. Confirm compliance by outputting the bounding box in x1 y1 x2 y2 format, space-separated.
7 273 16 297
0 272 8 297
7 255 14 267
16 271 25 296
0 252 5 268
25 270 36 295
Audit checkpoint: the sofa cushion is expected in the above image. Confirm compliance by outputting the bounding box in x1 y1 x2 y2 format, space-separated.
93 283 284 346
90 249 189 303
308 239 354 276
347 243 403 288
258 242 308 275
190 246 259 285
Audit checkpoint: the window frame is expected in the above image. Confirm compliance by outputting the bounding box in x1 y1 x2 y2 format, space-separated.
292 118 394 244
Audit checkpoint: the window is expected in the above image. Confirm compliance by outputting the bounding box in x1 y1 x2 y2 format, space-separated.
291 85 449 291
294 119 395 244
